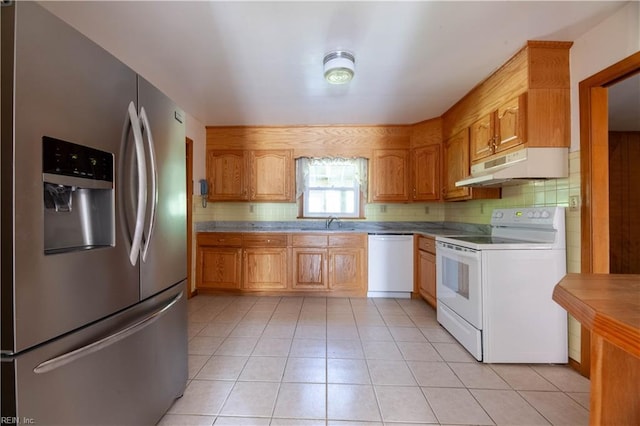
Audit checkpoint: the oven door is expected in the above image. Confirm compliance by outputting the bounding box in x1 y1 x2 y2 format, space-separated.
436 241 482 329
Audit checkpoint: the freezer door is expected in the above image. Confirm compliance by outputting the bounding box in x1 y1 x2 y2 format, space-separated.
2 2 139 353
137 77 187 300
3 283 187 425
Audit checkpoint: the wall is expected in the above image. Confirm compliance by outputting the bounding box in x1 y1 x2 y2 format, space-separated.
186 113 207 196
192 200 446 223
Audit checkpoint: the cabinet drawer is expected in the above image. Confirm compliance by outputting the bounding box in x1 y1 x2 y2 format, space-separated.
418 236 436 253
292 234 328 247
329 234 366 247
243 233 288 247
197 233 243 247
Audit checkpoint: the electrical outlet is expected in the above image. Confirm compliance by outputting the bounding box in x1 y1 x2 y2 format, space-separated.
424 206 430 215
249 204 255 213
569 195 580 212
380 205 387 213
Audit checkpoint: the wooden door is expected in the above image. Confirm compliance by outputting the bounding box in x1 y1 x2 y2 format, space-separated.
292 248 327 290
417 249 436 308
371 149 410 201
608 131 640 273
470 113 494 162
243 248 288 290
443 128 471 200
207 150 248 200
412 145 440 201
496 93 527 154
328 247 364 291
198 247 242 289
250 150 293 201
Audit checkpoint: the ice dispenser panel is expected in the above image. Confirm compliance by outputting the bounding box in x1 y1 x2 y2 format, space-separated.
43 136 114 254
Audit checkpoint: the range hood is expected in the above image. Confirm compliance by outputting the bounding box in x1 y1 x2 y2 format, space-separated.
455 147 568 187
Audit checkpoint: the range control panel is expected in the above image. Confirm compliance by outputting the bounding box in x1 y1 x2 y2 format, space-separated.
490 207 564 229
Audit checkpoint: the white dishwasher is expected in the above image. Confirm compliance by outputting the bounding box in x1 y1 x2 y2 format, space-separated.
367 234 414 298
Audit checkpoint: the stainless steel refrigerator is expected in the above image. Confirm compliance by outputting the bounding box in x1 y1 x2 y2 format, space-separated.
1 2 188 424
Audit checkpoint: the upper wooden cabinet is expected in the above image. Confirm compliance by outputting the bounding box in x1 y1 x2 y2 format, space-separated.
443 128 471 201
412 145 440 201
206 149 293 202
470 94 527 163
250 150 293 201
370 149 410 202
443 41 572 151
443 129 501 201
207 150 248 200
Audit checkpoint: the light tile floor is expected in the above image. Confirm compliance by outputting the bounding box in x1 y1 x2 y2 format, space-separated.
159 295 590 426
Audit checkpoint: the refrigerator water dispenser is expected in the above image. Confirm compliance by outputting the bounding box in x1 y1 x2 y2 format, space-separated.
43 136 114 254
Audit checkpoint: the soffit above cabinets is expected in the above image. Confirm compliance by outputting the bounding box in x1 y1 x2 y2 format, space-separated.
41 1 629 126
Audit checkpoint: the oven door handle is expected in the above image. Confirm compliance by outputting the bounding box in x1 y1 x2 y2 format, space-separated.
437 242 480 258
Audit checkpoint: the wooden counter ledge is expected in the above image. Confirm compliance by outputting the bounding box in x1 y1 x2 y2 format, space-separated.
553 273 640 426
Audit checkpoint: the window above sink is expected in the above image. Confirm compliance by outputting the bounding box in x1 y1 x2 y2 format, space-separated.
296 157 367 219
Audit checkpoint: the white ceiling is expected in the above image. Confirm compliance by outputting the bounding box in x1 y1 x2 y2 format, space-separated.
40 1 630 127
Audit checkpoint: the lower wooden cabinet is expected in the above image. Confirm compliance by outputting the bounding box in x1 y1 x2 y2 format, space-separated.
292 248 327 290
328 235 366 292
196 233 243 290
416 235 437 307
196 231 367 295
243 248 288 290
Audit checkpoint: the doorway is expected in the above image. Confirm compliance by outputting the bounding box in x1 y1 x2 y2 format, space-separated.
578 51 640 376
186 137 194 298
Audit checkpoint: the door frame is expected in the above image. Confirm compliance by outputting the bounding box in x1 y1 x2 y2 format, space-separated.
578 51 640 376
186 137 194 298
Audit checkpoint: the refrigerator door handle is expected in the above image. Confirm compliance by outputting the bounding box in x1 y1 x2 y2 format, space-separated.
119 101 147 266
33 291 183 374
139 106 158 262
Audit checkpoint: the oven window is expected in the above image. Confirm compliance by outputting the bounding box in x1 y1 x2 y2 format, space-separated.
441 257 470 299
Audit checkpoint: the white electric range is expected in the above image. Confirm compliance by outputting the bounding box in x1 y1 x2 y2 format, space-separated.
435 207 568 363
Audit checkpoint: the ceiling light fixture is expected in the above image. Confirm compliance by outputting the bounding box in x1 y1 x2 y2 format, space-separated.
323 50 355 84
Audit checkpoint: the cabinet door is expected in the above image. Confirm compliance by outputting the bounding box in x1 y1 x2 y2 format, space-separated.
496 93 526 154
250 150 293 201
470 113 495 162
443 128 471 200
328 247 365 291
243 248 288 290
292 248 327 290
417 249 436 308
207 150 248 200
371 149 410 202
197 247 242 289
412 145 440 201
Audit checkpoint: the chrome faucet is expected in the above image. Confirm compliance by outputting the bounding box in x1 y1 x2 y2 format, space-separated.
325 216 340 229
